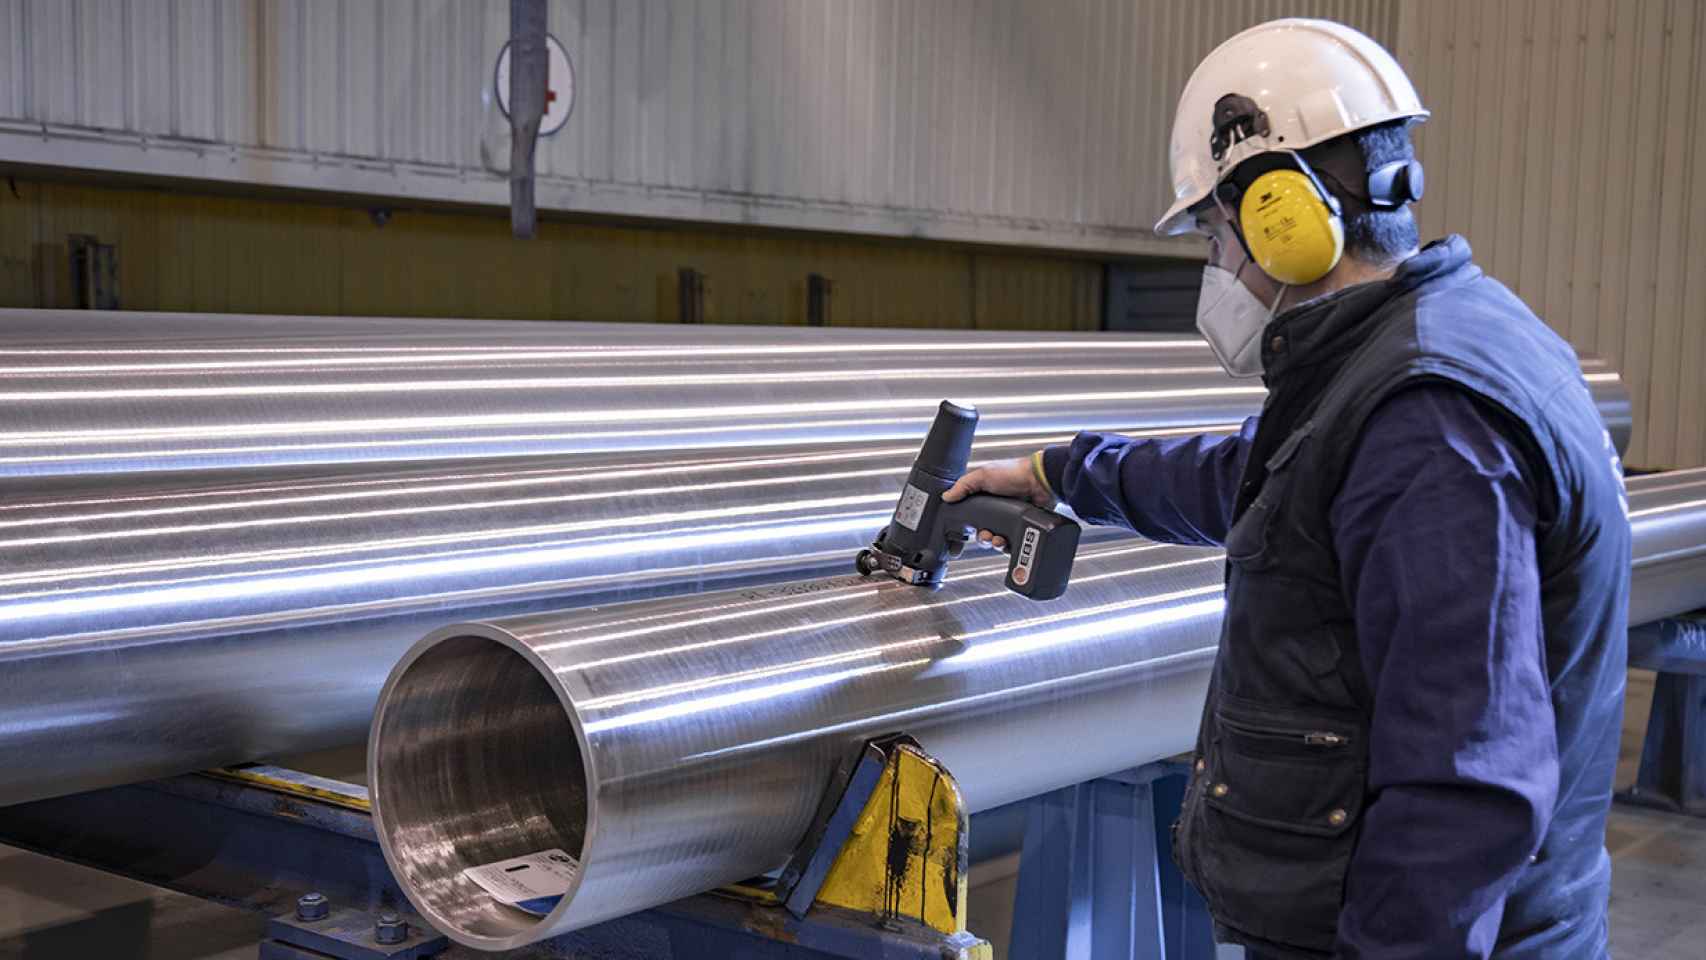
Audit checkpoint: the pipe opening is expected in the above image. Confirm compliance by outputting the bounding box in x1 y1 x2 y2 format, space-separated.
371 633 587 944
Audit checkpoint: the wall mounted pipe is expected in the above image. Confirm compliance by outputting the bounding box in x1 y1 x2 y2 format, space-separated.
368 468 1706 951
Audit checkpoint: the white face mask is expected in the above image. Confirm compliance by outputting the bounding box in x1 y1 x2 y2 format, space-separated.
1195 259 1287 379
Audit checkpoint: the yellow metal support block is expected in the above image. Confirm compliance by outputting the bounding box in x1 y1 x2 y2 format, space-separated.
205 764 372 813
814 742 969 936
718 736 991 956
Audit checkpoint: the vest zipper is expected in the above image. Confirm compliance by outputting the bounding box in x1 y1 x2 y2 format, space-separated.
1219 715 1352 750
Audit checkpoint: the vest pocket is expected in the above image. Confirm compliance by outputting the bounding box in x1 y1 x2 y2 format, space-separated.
1223 494 1273 564
1215 715 1354 760
1190 706 1365 952
1226 420 1314 567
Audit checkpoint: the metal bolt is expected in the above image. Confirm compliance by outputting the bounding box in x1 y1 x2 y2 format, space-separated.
375 912 408 944
296 892 329 922
1210 783 1229 798
1328 808 1348 826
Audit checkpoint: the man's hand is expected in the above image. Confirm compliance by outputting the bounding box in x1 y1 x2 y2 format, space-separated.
941 453 1056 551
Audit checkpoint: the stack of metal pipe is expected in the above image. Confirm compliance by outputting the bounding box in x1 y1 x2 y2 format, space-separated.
3 308 1272 805
0 306 1683 953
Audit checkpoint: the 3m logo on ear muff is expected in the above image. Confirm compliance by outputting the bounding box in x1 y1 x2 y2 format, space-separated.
1239 163 1344 286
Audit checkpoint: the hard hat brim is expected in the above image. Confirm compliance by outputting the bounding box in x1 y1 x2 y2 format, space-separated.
1154 198 1203 238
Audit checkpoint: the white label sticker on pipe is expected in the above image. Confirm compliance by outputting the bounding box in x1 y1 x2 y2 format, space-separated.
894 484 929 531
463 849 580 916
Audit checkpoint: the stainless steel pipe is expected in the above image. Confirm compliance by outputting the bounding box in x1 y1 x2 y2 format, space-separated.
0 312 1630 479
0 321 1261 479
1628 467 1706 625
0 308 578 342
369 468 1706 951
0 426 1189 807
6 308 1120 344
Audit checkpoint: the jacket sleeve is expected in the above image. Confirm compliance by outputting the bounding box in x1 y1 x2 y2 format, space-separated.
1329 384 1556 960
1037 417 1257 547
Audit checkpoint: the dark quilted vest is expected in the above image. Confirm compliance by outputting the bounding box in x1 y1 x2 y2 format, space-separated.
1173 237 1630 958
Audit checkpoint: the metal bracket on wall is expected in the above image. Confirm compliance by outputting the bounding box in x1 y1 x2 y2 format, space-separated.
67 233 119 309
678 267 707 324
508 0 547 239
807 273 833 326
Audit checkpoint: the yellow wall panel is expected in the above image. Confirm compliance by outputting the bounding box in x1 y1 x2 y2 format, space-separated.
0 179 42 307
0 176 1102 335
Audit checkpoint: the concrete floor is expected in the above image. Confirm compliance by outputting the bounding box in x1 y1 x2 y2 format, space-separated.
0 668 1697 959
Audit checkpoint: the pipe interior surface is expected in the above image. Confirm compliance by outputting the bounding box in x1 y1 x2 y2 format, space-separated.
374 634 591 943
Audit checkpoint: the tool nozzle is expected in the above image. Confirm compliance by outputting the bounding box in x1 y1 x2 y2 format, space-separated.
915 401 978 482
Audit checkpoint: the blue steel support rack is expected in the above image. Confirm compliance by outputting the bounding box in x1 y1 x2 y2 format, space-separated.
1620 615 1706 817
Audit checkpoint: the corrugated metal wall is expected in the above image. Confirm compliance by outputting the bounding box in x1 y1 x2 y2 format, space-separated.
0 1 1394 256
0 175 1100 329
5 2 1696 465
1396 0 1706 469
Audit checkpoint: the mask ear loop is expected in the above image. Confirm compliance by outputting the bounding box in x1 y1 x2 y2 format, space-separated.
1265 280 1290 320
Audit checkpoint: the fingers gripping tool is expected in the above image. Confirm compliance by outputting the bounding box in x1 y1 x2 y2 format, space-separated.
856 401 1081 601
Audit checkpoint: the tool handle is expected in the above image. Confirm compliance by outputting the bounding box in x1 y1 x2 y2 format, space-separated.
941 495 1081 600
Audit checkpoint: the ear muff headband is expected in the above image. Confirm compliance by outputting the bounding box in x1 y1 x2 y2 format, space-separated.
1366 159 1425 208
1238 152 1344 286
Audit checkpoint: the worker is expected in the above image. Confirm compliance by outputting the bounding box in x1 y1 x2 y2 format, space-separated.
946 18 1630 960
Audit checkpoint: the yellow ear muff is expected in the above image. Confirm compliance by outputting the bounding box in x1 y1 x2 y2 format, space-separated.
1239 168 1345 286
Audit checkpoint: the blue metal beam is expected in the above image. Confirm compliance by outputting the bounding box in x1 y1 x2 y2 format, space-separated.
1622 617 1706 817
1009 762 1215 960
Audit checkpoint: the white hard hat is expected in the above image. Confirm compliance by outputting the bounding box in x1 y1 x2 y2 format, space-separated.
1155 18 1429 236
